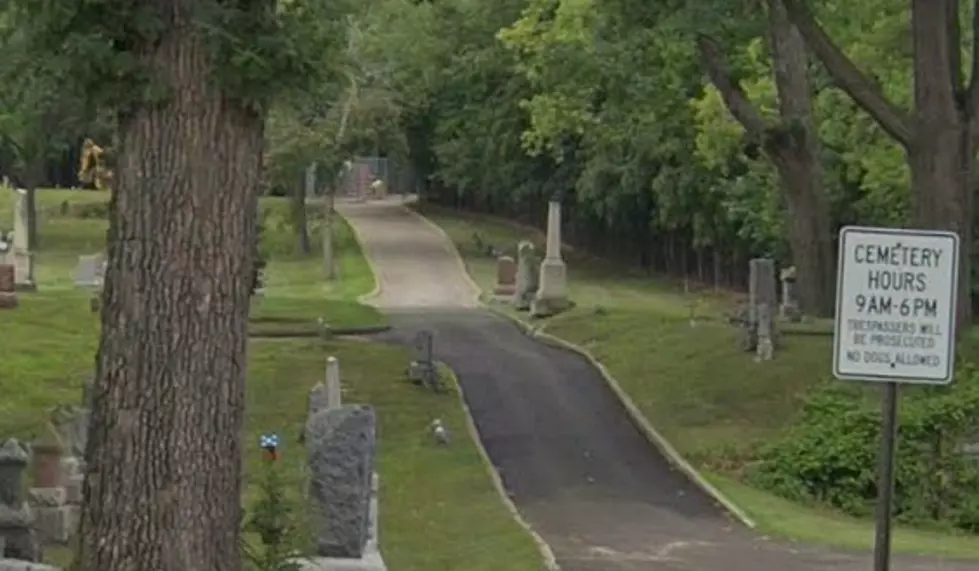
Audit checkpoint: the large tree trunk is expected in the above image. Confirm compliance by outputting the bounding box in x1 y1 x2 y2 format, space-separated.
908 0 974 331
698 3 835 317
782 0 976 333
76 9 263 571
767 0 835 316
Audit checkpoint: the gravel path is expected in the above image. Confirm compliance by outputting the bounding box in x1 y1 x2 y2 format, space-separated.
337 198 975 571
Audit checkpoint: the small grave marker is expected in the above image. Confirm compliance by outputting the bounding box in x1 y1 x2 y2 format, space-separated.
407 330 442 392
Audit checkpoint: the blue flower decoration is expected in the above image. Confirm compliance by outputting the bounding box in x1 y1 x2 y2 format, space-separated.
260 433 280 449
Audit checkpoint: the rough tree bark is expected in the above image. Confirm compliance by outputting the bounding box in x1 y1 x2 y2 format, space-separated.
698 0 836 316
76 4 264 571
782 0 975 333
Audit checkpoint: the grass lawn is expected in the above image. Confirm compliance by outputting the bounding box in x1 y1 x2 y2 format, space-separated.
246 339 546 571
417 202 979 559
0 190 546 571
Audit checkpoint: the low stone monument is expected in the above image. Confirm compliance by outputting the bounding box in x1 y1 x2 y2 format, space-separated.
493 256 517 297
779 265 802 322
406 331 441 392
74 254 106 312
27 426 73 545
755 303 774 361
0 439 41 561
0 265 17 309
532 200 569 317
299 404 386 570
512 241 539 311
739 258 777 353
74 254 105 289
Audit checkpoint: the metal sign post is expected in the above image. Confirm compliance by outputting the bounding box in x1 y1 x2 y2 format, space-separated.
832 227 959 571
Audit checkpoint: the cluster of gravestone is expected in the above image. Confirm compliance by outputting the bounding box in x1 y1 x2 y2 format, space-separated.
491 200 571 318
0 358 388 571
731 258 803 361
0 380 90 570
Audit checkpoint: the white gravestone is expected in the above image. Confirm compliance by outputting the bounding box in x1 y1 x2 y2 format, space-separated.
325 356 342 409
74 254 106 289
532 200 569 315
833 227 959 385
11 188 35 289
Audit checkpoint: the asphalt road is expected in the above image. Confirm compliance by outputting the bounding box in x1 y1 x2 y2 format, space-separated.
338 198 974 571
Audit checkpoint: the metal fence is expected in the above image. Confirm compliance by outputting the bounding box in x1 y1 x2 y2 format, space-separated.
332 156 417 199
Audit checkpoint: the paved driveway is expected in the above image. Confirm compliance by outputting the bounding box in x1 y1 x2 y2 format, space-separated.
338 198 974 571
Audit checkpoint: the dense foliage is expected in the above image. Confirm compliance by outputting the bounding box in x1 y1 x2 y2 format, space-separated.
5 0 979 535
750 372 979 532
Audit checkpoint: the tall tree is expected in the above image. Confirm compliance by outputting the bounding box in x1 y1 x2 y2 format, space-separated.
78 9 263 571
783 0 976 331
698 0 835 316
7 0 330 567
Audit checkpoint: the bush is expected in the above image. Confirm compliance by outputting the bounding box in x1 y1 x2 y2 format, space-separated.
749 364 979 532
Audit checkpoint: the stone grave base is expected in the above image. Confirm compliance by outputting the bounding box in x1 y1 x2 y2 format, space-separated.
532 259 569 318
292 549 386 571
13 283 36 292
0 294 18 309
530 296 571 318
492 284 515 297
28 489 74 545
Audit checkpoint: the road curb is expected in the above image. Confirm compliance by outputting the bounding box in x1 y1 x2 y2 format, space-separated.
442 363 561 571
408 203 758 530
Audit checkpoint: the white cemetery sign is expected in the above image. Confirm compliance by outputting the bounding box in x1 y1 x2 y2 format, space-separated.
832 226 959 385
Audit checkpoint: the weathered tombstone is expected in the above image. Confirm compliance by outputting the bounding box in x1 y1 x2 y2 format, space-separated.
744 258 777 352
74 254 105 312
407 331 441 392
513 241 539 311
74 254 105 289
28 426 73 544
755 303 774 361
50 406 89 461
779 265 802 322
0 264 17 309
532 200 570 316
493 256 517 296
305 405 376 558
11 189 35 291
0 439 41 561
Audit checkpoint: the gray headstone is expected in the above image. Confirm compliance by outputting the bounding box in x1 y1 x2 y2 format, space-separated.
755 303 774 361
513 241 539 311
49 406 89 460
749 258 777 324
411 331 433 366
0 441 28 508
74 255 105 289
306 405 376 558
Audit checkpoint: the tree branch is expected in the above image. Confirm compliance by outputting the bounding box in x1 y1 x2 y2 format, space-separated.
696 35 771 137
781 0 912 148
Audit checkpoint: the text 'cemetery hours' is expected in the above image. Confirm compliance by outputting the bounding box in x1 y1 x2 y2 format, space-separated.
833 227 958 384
